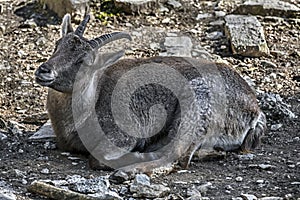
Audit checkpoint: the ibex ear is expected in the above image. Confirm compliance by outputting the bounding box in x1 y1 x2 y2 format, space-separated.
61 14 74 37
93 50 125 70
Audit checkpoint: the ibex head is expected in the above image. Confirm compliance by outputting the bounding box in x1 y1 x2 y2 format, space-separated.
35 14 131 93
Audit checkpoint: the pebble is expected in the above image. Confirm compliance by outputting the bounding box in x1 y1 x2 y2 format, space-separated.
235 176 243 182
187 187 202 199
240 193 258 200
256 179 264 184
260 197 283 200
196 13 213 20
166 0 182 9
67 156 81 161
40 168 50 174
225 185 233 190
215 11 227 17
0 132 7 140
130 181 170 198
270 123 283 131
134 174 151 186
206 31 223 40
258 164 275 170
197 182 212 194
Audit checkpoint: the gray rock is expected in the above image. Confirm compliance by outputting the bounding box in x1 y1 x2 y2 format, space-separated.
38 0 89 19
240 193 258 200
0 192 16 200
0 132 7 140
258 92 297 120
206 31 223 40
187 187 202 200
114 0 157 14
235 176 243 182
166 0 182 9
160 36 193 57
238 153 255 160
196 13 213 20
0 60 11 70
197 182 212 194
29 121 55 140
0 181 16 200
134 174 151 186
215 11 226 18
235 0 300 18
224 15 270 57
260 197 283 200
130 175 170 198
270 123 283 131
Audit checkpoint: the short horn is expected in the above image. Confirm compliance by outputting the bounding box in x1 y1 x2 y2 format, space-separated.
88 32 132 49
75 14 90 36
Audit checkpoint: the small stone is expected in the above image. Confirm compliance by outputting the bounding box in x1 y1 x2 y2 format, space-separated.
41 168 49 174
260 197 283 200
23 19 37 28
196 13 213 20
256 179 264 184
225 185 233 190
187 187 202 199
271 123 283 131
166 0 182 9
258 164 275 170
150 42 160 50
130 182 170 198
160 36 193 57
288 164 295 168
162 17 171 24
44 141 56 150
68 156 81 161
206 31 223 40
109 170 131 183
240 193 258 200
215 11 226 17
291 182 300 185
210 20 225 26
260 60 277 68
232 198 243 200
0 132 7 140
134 174 151 186
235 176 243 182
36 37 47 46
197 182 212 194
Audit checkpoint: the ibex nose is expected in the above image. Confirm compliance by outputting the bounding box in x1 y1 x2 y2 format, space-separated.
35 63 56 85
38 63 52 73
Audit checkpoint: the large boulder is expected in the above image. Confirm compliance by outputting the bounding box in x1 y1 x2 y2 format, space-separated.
224 15 270 57
235 0 300 18
38 0 89 19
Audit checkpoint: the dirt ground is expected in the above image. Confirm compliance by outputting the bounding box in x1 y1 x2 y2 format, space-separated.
0 0 299 199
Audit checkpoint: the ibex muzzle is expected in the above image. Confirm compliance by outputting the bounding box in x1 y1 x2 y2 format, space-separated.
35 14 266 174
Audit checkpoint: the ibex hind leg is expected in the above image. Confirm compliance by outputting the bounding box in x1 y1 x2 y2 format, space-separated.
241 111 266 152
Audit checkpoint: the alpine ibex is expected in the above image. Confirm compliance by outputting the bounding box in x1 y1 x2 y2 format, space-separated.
35 14 266 173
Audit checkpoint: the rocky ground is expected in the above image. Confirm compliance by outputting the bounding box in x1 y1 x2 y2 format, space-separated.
0 0 299 199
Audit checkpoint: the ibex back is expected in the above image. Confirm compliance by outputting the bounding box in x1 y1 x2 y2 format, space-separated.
35 14 266 173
